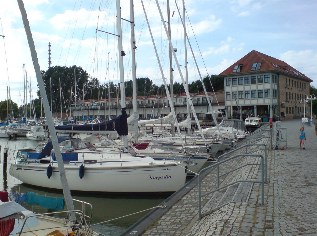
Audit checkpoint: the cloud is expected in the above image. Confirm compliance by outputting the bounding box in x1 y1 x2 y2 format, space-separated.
50 8 107 30
229 0 265 16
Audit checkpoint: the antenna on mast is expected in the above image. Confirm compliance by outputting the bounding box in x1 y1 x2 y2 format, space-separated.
48 42 51 68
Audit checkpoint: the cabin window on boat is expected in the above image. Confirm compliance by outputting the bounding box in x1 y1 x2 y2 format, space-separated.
251 76 257 84
226 92 231 100
245 91 250 99
251 90 256 99
226 78 231 86
264 89 270 98
244 76 250 85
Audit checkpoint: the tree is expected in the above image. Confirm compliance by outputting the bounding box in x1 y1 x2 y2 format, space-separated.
0 100 19 120
40 65 89 113
203 75 224 91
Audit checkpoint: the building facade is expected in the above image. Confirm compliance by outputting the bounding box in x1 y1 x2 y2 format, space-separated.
69 91 225 123
220 50 312 120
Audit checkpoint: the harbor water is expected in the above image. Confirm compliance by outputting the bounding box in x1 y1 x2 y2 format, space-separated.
0 137 165 235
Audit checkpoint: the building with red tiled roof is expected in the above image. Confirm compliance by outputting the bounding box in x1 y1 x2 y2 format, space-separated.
220 50 312 120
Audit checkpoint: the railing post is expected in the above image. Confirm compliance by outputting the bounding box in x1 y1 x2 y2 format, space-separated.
261 155 264 205
217 164 220 189
198 173 202 219
264 145 268 183
270 124 273 150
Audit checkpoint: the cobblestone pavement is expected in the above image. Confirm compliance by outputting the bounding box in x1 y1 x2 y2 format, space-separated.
128 120 317 236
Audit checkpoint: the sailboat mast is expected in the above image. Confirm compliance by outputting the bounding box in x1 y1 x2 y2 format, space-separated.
183 0 190 133
6 86 9 120
130 0 137 114
17 0 75 220
116 0 128 149
29 78 32 118
116 0 125 109
167 0 175 135
59 77 62 119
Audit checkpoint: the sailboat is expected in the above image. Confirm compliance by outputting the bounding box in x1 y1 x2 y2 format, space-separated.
10 0 187 194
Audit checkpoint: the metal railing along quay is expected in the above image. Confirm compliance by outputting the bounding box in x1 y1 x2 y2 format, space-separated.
197 144 268 219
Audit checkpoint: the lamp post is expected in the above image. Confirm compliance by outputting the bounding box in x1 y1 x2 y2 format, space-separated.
302 99 307 118
306 95 316 124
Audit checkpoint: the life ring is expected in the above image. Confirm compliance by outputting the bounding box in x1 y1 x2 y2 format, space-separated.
47 164 53 179
79 164 85 179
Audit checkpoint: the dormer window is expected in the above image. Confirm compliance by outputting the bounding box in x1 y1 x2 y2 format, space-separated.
251 62 261 71
233 64 243 72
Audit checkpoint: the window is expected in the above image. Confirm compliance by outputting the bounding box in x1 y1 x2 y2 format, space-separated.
232 78 237 86
264 89 270 98
286 107 288 114
226 78 231 86
238 77 244 85
251 76 256 84
226 92 231 100
258 90 263 98
245 91 250 99
232 91 237 100
251 62 261 71
273 89 277 98
233 64 243 72
264 74 270 83
251 90 256 98
257 75 263 83
244 76 250 85
272 75 277 83
238 91 243 99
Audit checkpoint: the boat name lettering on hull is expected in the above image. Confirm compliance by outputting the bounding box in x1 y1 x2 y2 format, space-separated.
149 175 172 180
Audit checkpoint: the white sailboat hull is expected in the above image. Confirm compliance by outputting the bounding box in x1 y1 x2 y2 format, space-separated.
9 161 186 193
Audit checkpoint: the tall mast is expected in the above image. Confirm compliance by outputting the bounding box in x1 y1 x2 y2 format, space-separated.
167 0 175 135
17 0 75 220
29 78 32 118
116 0 128 149
130 0 137 114
59 77 62 119
183 0 190 132
74 67 77 116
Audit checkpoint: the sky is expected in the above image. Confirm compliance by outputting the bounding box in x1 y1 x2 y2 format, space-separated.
0 0 317 106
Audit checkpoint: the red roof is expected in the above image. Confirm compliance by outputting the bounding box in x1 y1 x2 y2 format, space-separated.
219 50 312 82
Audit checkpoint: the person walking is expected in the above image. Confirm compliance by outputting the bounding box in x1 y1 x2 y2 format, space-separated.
299 126 306 149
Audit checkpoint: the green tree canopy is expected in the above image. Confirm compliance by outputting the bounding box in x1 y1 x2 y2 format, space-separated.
0 99 19 121
40 65 89 113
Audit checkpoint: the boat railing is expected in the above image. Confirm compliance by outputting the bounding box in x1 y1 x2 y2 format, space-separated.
18 209 94 235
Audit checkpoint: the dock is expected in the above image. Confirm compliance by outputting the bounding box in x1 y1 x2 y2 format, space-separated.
124 119 317 235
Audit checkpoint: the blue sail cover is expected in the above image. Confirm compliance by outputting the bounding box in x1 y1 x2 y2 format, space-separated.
55 109 128 136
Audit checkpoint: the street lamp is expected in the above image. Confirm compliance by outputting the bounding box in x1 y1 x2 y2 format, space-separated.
306 95 316 124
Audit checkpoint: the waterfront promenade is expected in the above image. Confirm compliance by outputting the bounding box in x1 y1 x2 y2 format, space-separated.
125 119 317 235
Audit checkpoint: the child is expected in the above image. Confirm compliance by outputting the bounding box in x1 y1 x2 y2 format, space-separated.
299 126 306 149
